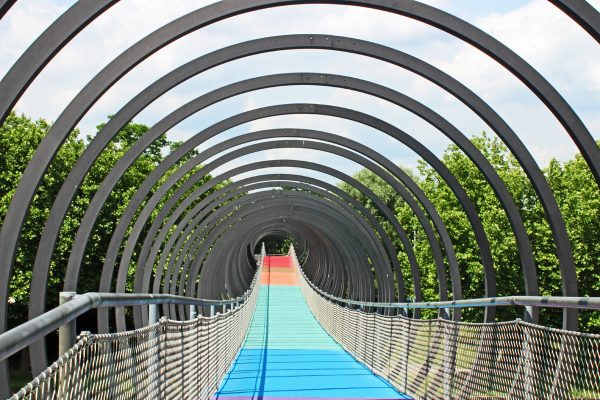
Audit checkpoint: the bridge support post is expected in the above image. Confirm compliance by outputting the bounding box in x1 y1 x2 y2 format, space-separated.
524 305 533 323
58 292 77 355
190 305 197 319
440 307 451 320
149 304 159 325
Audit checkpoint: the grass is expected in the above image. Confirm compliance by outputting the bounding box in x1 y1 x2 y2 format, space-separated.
10 370 32 393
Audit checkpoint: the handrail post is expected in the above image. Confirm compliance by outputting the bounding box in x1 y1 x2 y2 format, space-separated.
149 304 159 325
524 305 533 323
190 304 197 319
210 305 215 317
58 292 77 355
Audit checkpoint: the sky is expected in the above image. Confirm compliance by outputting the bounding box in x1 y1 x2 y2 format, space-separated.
0 0 598 183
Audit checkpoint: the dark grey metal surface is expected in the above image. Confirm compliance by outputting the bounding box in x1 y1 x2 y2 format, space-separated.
125 152 427 300
74 104 489 316
1 0 597 394
159 178 414 310
550 0 600 43
10 34 585 374
103 128 447 324
148 181 404 322
24 34 583 339
0 0 16 20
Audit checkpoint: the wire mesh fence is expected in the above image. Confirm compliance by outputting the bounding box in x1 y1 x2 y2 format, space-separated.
292 251 600 399
11 293 258 400
10 298 257 400
10 244 600 400
10 258 262 400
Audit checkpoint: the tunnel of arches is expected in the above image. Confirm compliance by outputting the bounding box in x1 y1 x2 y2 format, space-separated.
0 0 598 395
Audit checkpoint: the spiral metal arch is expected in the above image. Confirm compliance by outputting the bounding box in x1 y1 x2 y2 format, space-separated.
0 0 598 394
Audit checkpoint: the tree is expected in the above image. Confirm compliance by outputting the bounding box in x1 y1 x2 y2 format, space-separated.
0 112 85 328
340 133 599 331
1 113 226 331
546 143 600 332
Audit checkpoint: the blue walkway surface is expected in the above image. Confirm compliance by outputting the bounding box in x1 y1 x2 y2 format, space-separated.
214 257 410 400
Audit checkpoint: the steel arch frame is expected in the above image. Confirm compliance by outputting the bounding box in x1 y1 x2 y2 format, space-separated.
189 193 389 301
0 0 598 393
17 33 590 359
158 184 402 321
107 137 452 327
122 171 422 331
145 188 385 319
146 180 404 323
21 32 587 336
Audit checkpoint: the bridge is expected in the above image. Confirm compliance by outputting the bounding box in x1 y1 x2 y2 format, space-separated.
0 1 599 399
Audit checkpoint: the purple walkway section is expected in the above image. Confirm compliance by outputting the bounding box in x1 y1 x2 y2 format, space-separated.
219 397 404 400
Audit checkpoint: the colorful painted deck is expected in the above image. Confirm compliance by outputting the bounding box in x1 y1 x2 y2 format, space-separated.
213 256 411 400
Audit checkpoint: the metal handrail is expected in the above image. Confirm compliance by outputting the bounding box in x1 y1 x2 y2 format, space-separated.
288 246 600 311
0 292 251 363
0 245 266 364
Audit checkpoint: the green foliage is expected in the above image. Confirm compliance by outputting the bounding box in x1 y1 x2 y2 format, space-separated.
340 133 600 332
1 112 220 329
546 144 600 331
1 112 85 327
262 235 295 255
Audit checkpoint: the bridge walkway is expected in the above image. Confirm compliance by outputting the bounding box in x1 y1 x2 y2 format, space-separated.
213 255 410 399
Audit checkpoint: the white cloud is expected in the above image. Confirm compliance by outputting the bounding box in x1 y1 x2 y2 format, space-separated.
424 0 599 167
0 1 68 70
1 0 597 176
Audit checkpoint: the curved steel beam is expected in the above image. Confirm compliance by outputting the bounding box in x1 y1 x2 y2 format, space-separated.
29 43 548 321
158 180 402 312
210 187 380 301
28 32 582 341
187 192 387 303
2 4 590 359
168 177 413 299
76 117 460 308
1 0 595 390
164 185 399 318
130 173 419 329
109 127 442 314
136 166 410 319
62 105 476 302
0 0 116 122
117 134 447 317
0 0 16 20
130 153 443 331
120 143 438 330
155 191 384 318
550 0 600 43
185 195 376 304
196 200 377 302
79 105 479 311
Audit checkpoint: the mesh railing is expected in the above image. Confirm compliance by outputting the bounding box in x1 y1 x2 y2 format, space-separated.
10 257 263 400
291 250 600 399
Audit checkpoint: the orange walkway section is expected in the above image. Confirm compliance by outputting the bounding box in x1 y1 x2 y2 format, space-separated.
260 255 298 286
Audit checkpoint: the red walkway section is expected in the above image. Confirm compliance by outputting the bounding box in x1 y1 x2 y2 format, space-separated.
260 255 298 286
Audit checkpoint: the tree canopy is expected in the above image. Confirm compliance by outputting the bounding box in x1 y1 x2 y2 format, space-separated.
1 112 227 330
340 133 600 332
2 113 598 332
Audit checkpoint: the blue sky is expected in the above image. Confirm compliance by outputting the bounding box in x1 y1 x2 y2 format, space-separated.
0 0 598 183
